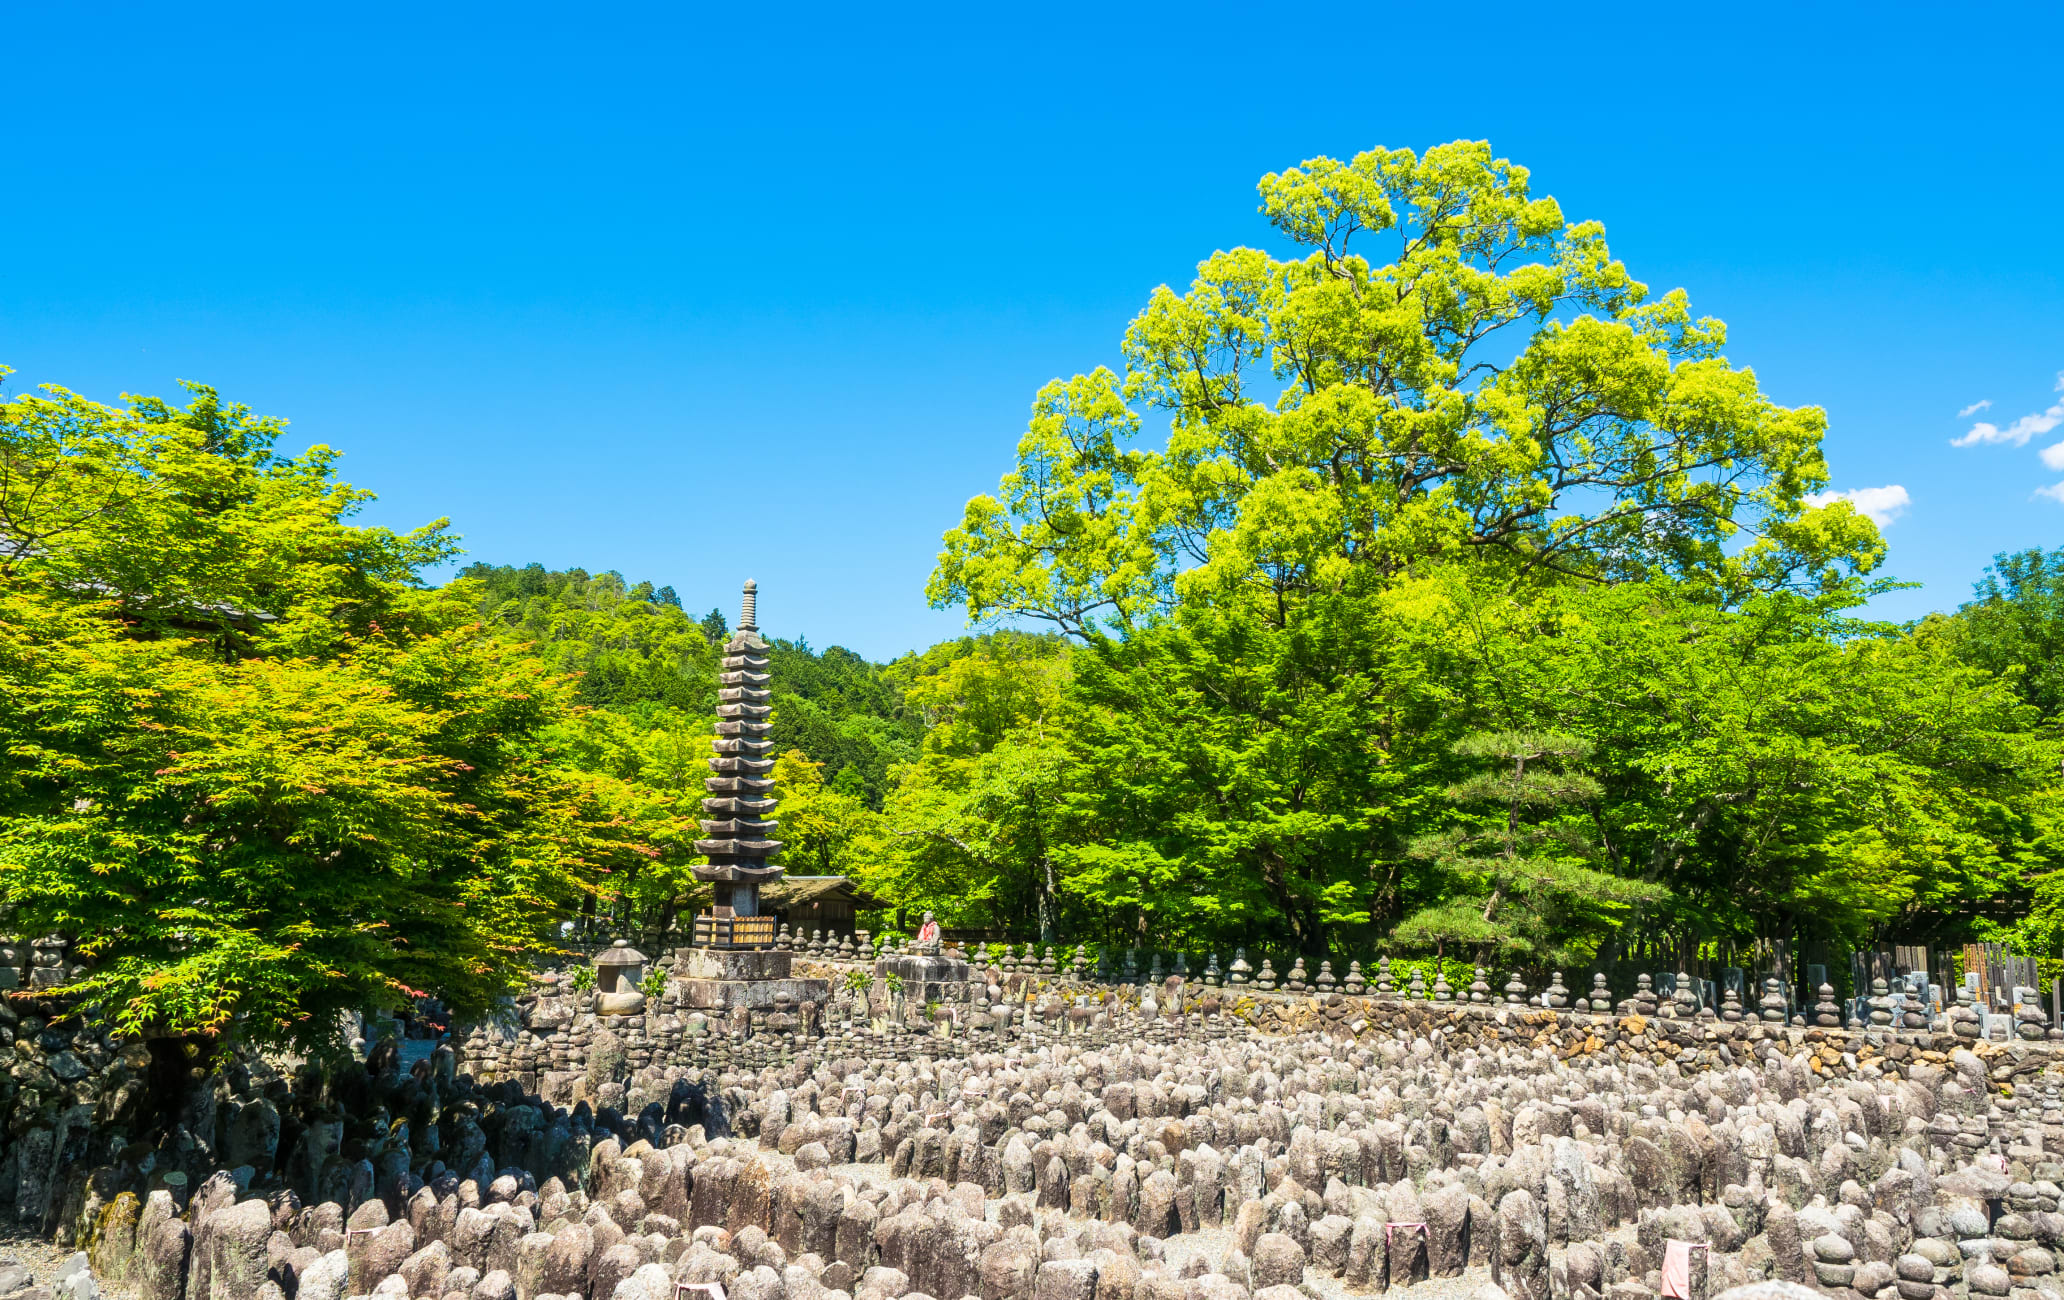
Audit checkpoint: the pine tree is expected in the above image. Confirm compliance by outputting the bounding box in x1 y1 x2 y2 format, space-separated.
1393 731 1664 967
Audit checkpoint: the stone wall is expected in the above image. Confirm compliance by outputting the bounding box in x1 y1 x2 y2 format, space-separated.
455 947 2059 1103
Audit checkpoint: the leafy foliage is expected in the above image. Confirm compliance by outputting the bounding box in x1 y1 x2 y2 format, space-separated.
770 751 878 878
0 378 633 1050
458 564 919 808
867 634 1075 939
0 374 456 655
1055 594 1434 952
767 640 922 808
914 142 2064 971
932 141 1884 638
1394 732 1666 964
1956 547 2064 721
458 562 721 716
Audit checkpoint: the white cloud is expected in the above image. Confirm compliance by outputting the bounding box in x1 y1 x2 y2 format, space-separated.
2043 442 2064 472
1952 372 2064 447
2039 482 2064 505
1805 484 1912 525
1959 399 1993 418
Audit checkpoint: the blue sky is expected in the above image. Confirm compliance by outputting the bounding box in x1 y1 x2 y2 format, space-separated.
4 3 2060 660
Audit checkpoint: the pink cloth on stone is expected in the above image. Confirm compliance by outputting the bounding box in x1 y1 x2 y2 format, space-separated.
1660 1239 1702 1299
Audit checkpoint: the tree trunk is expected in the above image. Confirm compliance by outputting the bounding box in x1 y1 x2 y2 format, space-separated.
144 1033 218 1136
649 897 680 952
1037 856 1057 945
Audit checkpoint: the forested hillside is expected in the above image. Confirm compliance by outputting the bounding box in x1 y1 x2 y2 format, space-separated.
452 562 922 808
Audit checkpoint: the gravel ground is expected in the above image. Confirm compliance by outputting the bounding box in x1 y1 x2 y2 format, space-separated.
0 1225 93 1295
1157 1223 1491 1300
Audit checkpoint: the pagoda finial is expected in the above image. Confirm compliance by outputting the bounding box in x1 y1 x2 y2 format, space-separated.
740 578 758 633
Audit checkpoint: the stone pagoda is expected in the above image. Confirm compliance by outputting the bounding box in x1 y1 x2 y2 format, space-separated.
675 580 827 1011
695 578 782 932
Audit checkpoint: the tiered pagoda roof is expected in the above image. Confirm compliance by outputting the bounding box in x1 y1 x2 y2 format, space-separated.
693 580 784 885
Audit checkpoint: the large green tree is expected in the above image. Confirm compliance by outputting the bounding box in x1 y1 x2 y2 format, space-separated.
921 142 1905 962
932 140 1885 638
1954 546 2064 721
0 376 454 656
867 634 1075 939
0 377 658 1062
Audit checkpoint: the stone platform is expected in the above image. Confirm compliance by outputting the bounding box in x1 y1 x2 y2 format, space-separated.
672 945 829 1011
874 949 972 1006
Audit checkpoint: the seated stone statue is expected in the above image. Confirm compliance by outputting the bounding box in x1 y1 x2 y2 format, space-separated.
914 911 942 956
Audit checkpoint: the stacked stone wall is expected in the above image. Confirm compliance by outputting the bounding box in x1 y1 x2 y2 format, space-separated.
458 948 2058 1102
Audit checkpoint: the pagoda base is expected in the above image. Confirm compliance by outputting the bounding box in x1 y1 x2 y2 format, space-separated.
675 977 830 1012
679 947 791 981
673 945 829 1012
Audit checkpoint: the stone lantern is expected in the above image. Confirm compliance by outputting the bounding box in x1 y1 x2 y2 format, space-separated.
594 940 648 1016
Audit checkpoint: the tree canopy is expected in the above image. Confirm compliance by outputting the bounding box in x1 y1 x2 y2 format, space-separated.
908 141 2064 977
0 377 638 1050
932 141 1885 639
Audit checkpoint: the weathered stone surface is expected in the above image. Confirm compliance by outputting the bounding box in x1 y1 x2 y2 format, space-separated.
1424 1181 1469 1276
136 1215 191 1300
512 1229 556 1298
1346 1215 1388 1290
1252 1233 1305 1290
223 1099 282 1176
196 1199 273 1300
981 1238 1037 1300
400 1239 453 1298
1710 1285 1823 1300
577 1239 634 1300
1035 1257 1099 1300
1496 1190 1547 1300
347 1218 415 1296
294 1249 351 1300
88 1190 142 1285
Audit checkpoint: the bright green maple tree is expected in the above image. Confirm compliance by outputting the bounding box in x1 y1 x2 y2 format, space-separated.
870 634 1076 940
0 375 660 1055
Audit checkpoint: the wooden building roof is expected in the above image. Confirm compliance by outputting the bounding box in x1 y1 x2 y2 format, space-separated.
759 875 885 911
